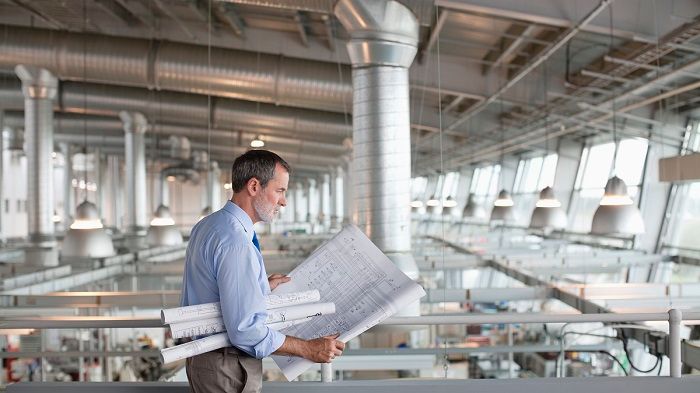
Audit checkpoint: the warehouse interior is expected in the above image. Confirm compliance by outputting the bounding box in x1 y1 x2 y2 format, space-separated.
1 0 700 391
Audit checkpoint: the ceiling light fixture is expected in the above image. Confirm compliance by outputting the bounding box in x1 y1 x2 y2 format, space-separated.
62 200 115 258
490 189 515 222
250 135 265 148
146 204 183 246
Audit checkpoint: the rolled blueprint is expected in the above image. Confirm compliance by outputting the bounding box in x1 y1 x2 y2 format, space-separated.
160 332 230 364
169 316 226 339
161 290 321 324
161 316 320 364
169 302 336 339
161 302 221 325
266 289 320 309
266 302 335 324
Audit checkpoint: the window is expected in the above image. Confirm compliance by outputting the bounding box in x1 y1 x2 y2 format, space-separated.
468 164 501 208
512 154 559 226
441 171 460 199
411 177 428 200
569 138 648 232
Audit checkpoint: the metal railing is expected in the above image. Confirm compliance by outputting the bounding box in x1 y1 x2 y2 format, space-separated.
3 309 697 382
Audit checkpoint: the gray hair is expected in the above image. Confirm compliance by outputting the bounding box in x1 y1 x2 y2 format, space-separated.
231 150 291 193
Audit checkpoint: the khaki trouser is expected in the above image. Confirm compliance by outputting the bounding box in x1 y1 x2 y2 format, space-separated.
186 346 263 393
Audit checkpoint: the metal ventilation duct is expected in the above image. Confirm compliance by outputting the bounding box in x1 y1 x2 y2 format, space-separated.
15 65 59 266
120 111 148 235
0 80 352 140
0 25 352 113
335 0 419 282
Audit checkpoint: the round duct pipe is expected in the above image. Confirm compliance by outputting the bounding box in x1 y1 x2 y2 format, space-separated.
335 0 421 323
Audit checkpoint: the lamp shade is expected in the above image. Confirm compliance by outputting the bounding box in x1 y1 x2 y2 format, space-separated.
590 176 645 235
490 189 515 222
529 187 567 230
426 195 440 214
442 196 457 216
62 201 115 258
146 205 183 247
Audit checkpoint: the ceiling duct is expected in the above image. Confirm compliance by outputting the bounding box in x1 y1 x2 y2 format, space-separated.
335 0 420 321
169 136 191 160
0 25 352 113
0 80 352 141
162 165 201 185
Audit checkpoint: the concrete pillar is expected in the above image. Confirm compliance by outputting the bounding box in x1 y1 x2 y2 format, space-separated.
16 65 58 266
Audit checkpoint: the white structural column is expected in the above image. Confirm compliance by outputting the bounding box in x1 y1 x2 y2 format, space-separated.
341 158 353 225
107 155 122 229
160 172 170 207
97 152 108 222
119 111 148 235
335 0 420 283
207 161 221 212
60 143 74 225
319 173 330 229
16 65 58 266
328 167 338 228
306 178 316 223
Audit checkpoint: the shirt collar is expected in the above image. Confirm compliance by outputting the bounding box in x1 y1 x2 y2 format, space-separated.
222 200 255 240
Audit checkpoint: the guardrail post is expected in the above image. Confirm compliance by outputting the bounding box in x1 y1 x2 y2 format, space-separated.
321 363 333 382
669 308 682 378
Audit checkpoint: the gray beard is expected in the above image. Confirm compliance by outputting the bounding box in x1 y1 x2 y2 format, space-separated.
253 197 277 223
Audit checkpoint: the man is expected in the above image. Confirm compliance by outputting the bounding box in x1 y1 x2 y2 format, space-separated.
180 150 344 393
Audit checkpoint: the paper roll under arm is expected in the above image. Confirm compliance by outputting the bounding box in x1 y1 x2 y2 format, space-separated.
266 302 336 324
169 316 226 339
161 302 221 325
161 290 321 324
160 333 230 364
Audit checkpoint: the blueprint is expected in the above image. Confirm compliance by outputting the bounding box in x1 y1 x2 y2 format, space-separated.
271 225 426 381
161 290 321 324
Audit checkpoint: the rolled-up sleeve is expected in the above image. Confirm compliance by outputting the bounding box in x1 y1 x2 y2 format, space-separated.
214 244 286 358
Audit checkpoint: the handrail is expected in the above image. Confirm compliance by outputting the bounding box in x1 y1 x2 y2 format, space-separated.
2 310 693 379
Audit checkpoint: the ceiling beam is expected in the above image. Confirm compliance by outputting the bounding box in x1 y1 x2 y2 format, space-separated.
93 0 144 27
482 24 536 75
322 15 335 51
444 0 612 133
152 0 197 40
216 3 246 38
420 9 450 60
294 11 310 47
9 0 68 29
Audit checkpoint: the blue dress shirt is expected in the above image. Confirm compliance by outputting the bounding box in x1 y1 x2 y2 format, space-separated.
180 201 286 359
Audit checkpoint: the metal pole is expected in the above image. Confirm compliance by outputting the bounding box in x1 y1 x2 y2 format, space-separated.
507 323 514 378
669 308 682 378
321 363 333 382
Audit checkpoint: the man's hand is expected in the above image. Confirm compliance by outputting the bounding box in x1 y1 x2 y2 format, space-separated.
273 334 345 363
268 273 290 290
303 334 345 363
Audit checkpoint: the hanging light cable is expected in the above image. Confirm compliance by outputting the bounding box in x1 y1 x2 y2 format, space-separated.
590 4 644 235
530 61 566 230
491 96 515 223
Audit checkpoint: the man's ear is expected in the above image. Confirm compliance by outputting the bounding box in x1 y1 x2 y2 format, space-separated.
246 177 260 195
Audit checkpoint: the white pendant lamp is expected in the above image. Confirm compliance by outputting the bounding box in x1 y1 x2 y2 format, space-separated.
410 199 424 213
529 186 567 230
146 204 183 246
62 200 115 258
590 176 645 235
442 196 458 216
490 189 515 223
426 195 440 214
